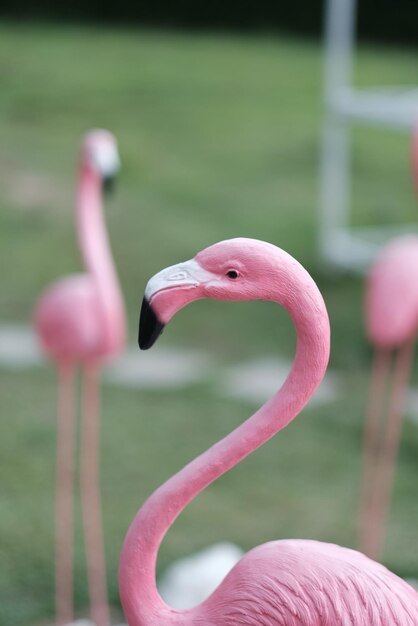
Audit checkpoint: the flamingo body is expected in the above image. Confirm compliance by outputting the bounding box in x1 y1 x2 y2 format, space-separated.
120 238 418 626
366 235 418 348
196 540 417 626
36 275 102 362
36 271 124 363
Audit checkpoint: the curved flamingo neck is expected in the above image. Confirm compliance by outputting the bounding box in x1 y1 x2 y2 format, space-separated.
119 257 330 626
76 163 125 356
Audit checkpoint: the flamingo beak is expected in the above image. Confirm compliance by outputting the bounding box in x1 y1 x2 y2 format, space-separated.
138 259 215 350
138 297 165 350
97 147 120 195
103 173 116 195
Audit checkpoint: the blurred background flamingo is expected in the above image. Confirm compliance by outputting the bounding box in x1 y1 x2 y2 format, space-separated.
34 130 125 626
358 124 418 561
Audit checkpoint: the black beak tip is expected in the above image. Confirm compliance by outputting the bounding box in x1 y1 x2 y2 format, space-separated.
103 174 116 195
138 297 165 350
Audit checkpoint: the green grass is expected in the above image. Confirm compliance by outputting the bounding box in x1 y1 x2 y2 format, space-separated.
0 23 418 625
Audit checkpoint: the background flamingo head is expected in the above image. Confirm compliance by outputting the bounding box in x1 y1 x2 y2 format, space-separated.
139 237 310 349
81 128 121 191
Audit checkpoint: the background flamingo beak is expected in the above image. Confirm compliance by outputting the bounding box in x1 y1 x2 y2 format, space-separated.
138 297 165 350
103 173 116 195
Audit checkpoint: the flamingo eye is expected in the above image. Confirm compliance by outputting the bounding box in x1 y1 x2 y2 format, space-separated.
226 270 239 280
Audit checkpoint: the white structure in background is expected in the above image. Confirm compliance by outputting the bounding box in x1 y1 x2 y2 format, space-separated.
320 0 418 271
158 543 244 609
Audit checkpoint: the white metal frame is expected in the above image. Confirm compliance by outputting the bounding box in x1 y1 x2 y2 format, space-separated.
320 0 418 271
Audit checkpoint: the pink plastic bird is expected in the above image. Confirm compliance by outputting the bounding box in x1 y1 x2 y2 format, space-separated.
35 130 125 626
358 129 418 561
119 238 418 626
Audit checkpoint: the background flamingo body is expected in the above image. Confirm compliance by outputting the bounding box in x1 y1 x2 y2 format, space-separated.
35 130 125 626
119 238 418 626
37 275 103 361
366 236 418 347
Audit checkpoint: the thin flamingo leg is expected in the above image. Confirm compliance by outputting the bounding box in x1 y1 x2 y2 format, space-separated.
55 363 76 626
366 339 415 561
358 348 391 555
80 364 110 626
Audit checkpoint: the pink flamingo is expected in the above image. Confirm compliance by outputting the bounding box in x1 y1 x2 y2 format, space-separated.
119 238 418 625
358 128 418 561
358 236 418 560
34 130 125 626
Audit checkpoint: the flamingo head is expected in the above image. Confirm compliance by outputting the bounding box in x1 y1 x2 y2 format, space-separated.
139 238 295 349
82 129 121 192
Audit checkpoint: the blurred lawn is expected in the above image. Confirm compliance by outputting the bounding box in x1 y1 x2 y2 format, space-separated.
0 24 418 625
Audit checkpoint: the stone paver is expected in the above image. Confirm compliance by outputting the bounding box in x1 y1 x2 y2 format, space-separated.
105 346 212 388
0 323 42 368
221 357 339 406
